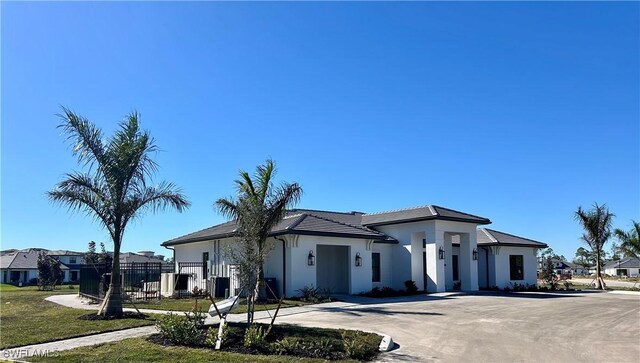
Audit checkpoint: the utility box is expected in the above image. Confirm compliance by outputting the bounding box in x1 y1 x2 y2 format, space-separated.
211 277 230 298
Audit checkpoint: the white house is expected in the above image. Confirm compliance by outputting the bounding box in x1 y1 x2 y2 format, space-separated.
161 205 547 297
603 258 640 277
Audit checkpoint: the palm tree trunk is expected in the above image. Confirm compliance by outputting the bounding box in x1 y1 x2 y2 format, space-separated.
595 249 606 290
98 236 123 317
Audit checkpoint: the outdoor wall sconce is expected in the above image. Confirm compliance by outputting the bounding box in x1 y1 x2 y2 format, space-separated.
307 251 315 266
439 246 445 260
355 252 362 267
472 248 479 261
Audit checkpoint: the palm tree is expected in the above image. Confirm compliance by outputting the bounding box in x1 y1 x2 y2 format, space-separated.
574 203 614 290
48 107 190 317
215 159 302 324
614 221 640 259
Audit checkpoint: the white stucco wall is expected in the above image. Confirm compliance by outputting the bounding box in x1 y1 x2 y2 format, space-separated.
490 246 538 288
604 266 640 276
285 235 373 296
371 243 394 288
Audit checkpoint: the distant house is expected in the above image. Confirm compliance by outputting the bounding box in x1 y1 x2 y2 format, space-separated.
603 258 640 277
538 258 573 275
0 249 84 284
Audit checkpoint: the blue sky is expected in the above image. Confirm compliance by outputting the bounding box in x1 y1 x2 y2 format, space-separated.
2 2 638 260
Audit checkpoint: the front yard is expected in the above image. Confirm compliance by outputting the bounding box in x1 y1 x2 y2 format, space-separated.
0 284 155 349
28 337 365 363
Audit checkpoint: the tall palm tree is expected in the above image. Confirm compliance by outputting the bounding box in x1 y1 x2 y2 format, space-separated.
574 203 614 290
614 221 640 259
48 107 190 317
215 159 302 324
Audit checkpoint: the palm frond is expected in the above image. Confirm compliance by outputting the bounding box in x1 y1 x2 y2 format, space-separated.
57 106 107 169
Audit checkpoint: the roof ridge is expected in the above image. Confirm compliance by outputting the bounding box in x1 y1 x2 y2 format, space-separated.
285 214 308 230
289 208 361 216
432 205 489 221
479 228 498 243
362 204 434 216
484 228 544 245
301 213 388 237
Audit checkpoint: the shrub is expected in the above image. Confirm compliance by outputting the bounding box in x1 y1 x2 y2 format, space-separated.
297 286 331 303
308 338 335 358
404 280 418 294
342 332 371 360
243 325 266 348
156 311 205 346
273 337 301 355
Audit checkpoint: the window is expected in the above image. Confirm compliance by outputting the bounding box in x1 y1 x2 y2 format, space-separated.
202 252 209 279
510 255 524 280
70 271 79 282
452 255 459 281
70 257 77 264
616 269 627 276
372 253 381 282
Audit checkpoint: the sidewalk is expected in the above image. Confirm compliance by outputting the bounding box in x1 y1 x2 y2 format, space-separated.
0 326 157 361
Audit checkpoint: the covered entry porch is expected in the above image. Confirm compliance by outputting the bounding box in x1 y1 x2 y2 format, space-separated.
409 221 479 293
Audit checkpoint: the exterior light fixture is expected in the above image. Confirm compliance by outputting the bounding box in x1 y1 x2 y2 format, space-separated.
439 246 445 260
307 251 315 266
355 252 362 267
472 248 479 261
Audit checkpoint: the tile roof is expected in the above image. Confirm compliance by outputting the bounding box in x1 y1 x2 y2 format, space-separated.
361 205 491 226
477 228 547 248
162 209 394 246
603 257 640 269
0 250 70 270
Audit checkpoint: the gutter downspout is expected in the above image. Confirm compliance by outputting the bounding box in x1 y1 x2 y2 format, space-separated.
162 245 176 271
275 236 287 298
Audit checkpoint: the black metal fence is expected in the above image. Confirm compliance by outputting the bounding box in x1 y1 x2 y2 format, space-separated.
79 262 173 301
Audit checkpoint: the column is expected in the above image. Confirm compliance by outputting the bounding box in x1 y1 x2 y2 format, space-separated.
425 229 446 292
460 232 479 291
410 233 425 291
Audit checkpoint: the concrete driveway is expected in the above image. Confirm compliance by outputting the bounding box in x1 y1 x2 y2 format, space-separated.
269 291 640 362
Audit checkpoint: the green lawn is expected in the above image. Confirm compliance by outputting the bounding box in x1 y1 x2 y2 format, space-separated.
0 284 156 349
29 337 361 363
124 297 314 314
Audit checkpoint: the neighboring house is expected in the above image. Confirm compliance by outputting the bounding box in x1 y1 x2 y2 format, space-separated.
603 258 640 277
162 205 547 296
0 249 83 284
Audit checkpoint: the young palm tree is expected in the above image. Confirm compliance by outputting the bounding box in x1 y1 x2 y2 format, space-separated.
215 159 302 324
574 203 614 290
48 107 190 317
614 221 640 259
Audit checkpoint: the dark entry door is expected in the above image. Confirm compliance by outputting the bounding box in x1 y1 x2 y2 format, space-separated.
452 255 459 281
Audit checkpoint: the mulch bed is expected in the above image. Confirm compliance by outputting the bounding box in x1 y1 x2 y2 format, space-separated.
78 311 149 321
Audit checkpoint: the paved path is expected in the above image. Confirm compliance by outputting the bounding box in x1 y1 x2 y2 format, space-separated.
0 326 157 361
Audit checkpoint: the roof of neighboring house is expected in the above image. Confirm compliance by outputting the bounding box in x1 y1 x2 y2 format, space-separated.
603 257 640 269
477 228 548 248
361 205 491 226
119 252 171 265
0 250 70 270
47 250 84 256
162 209 396 246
